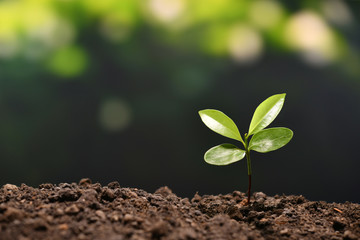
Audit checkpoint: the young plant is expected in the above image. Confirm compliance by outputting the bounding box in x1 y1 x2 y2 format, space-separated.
199 93 293 204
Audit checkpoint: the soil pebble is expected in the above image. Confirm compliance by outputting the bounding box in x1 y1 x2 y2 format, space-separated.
0 179 359 239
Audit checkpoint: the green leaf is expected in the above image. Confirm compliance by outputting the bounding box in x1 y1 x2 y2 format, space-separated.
204 144 246 165
248 93 286 136
199 109 244 143
249 127 293 153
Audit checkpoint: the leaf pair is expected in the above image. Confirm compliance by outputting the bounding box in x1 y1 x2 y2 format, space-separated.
199 93 293 165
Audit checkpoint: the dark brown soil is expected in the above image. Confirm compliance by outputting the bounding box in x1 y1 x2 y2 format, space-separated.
0 179 359 240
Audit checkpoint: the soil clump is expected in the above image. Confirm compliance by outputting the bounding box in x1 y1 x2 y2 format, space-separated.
0 179 359 240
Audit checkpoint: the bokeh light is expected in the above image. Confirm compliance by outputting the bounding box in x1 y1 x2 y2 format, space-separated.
248 0 284 30
0 34 19 59
228 23 263 64
99 98 132 132
47 45 88 77
100 13 132 42
321 0 353 27
284 11 338 66
0 1 20 58
147 0 186 24
0 0 357 73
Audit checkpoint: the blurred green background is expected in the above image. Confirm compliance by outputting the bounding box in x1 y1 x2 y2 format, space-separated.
1 0 360 203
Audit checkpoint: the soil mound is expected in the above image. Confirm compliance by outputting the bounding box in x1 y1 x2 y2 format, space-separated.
1 179 359 239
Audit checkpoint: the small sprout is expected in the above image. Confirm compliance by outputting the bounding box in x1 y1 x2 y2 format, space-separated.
199 93 293 204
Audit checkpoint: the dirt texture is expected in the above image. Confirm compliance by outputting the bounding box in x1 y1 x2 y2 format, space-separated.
0 179 359 240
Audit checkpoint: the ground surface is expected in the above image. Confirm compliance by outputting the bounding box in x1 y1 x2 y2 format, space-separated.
0 179 359 240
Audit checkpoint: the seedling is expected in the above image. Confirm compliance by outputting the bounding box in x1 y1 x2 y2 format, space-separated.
199 93 293 204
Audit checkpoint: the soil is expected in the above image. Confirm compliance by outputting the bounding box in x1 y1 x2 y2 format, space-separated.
0 179 359 240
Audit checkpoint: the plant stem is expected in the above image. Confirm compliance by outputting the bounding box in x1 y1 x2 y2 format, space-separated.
244 134 252 203
246 150 252 203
